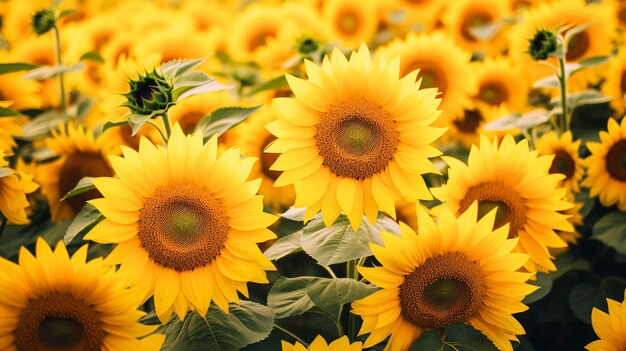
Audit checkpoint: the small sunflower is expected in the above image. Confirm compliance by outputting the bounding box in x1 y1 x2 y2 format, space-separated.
36 123 117 221
0 238 165 350
432 135 573 273
472 57 528 115
602 49 626 117
322 0 379 49
227 4 286 63
535 131 584 193
282 336 362 351
237 106 295 213
582 118 626 211
0 72 41 110
85 124 277 323
351 203 536 351
376 31 476 127
586 289 626 351
0 150 38 225
266 44 444 230
381 0 445 32
0 116 27 156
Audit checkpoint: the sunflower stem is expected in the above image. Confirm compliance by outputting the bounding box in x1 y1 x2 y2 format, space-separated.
52 25 66 113
274 323 308 347
147 120 168 144
161 112 172 141
346 259 358 341
321 264 337 279
557 35 569 133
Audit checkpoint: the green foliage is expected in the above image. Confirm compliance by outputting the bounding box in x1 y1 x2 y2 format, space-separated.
79 51 104 63
569 277 626 324
592 212 626 255
0 62 41 75
19 111 72 140
410 324 498 351
263 230 303 261
63 203 103 244
60 177 95 201
197 106 262 140
23 63 84 80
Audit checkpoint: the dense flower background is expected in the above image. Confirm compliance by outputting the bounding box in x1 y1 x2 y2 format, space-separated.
1 0 626 350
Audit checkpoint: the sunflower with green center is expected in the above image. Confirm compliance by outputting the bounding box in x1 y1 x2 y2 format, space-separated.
581 118 626 211
282 336 362 351
0 238 165 350
586 289 626 351
536 131 584 193
0 149 38 224
266 44 444 230
351 203 536 351
85 124 276 323
432 135 573 273
36 123 117 221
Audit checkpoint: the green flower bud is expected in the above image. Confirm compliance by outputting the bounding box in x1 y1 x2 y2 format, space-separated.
31 9 56 35
122 69 174 116
527 29 558 61
297 36 319 55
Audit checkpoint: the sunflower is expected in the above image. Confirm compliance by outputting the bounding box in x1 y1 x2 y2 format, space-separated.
445 104 516 148
351 203 536 351
586 289 626 351
236 106 295 212
553 191 583 255
282 336 362 351
0 238 165 350
581 117 626 211
472 57 528 115
36 123 117 221
535 131 584 193
0 72 41 110
167 92 237 135
266 44 444 230
376 31 476 127
227 4 286 63
322 0 379 49
442 0 510 56
85 124 276 323
380 0 446 32
432 135 573 273
602 49 626 117
0 150 38 225
0 116 27 156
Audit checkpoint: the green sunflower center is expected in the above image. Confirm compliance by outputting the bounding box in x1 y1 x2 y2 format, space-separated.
15 292 104 351
461 12 493 41
316 99 399 179
138 182 230 271
606 139 626 181
459 181 528 238
478 81 508 106
565 29 590 62
338 11 360 35
59 152 114 216
453 109 483 134
549 149 576 180
399 253 485 329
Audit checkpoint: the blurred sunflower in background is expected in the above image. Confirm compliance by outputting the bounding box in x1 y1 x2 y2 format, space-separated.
536 131 584 193
282 336 362 351
322 0 379 49
602 49 626 117
0 150 38 225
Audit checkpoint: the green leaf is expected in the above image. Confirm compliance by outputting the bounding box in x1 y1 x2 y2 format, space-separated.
567 90 612 109
409 330 443 350
41 220 73 244
128 113 154 136
247 75 288 96
58 8 78 19
198 106 262 140
306 278 377 317
63 204 103 244
468 21 501 41
0 62 41 75
23 63 84 80
18 111 72 141
0 107 24 117
563 22 593 47
268 276 316 319
483 110 549 131
281 207 306 221
74 97 96 121
79 51 104 64
443 323 498 351
263 230 303 261
300 214 400 266
533 75 559 89
551 252 590 280
568 282 605 324
523 272 553 304
160 58 206 78
158 301 274 350
60 177 95 201
102 119 129 133
172 71 231 101
592 212 626 255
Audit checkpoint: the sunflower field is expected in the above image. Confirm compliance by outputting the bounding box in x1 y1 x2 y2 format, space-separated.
1 0 626 350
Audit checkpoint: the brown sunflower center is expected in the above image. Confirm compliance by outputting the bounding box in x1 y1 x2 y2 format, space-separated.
478 81 508 106
249 30 275 51
549 149 576 179
565 29 590 62
620 70 626 96
315 99 399 179
338 10 360 35
176 111 205 134
461 12 493 41
261 135 282 181
619 5 626 25
138 182 230 271
459 181 528 237
15 293 104 351
59 153 113 215
399 252 485 329
454 109 483 134
606 139 626 181
403 61 448 98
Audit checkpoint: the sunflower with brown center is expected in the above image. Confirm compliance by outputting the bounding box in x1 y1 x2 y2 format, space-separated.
36 123 117 221
85 124 276 323
0 238 165 350
586 288 626 351
0 149 38 224
582 118 626 211
351 203 536 351
432 135 573 273
322 0 379 49
472 57 528 115
266 44 444 230
536 131 584 193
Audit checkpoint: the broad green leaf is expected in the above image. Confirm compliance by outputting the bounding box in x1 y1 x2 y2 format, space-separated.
263 230 303 261
101 119 129 133
60 177 95 201
523 272 553 304
198 106 262 140
568 90 612 109
41 220 72 244
64 204 103 244
74 97 96 121
533 76 559 89
160 57 206 79
172 71 231 101
0 62 40 75
58 8 78 19
128 113 154 136
306 278 377 317
157 301 274 350
300 214 400 266
267 277 316 319
569 278 626 324
592 212 626 255
409 330 443 351
18 111 72 140
247 75 288 96
31 147 58 162
281 207 306 221
79 51 104 63
563 22 593 46
483 110 549 131
443 323 498 351
552 252 590 280
24 63 84 80
0 107 24 117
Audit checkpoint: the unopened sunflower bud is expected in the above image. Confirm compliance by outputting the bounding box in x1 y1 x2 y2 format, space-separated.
31 9 56 35
297 36 319 55
527 29 558 61
122 69 174 115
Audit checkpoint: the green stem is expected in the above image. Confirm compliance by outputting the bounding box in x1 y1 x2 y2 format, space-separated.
52 25 66 113
346 259 358 341
161 112 172 141
557 48 569 133
274 324 308 347
147 120 168 144
321 265 337 279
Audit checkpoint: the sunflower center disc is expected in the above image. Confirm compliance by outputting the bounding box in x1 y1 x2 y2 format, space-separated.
399 253 485 329
338 11 359 35
138 182 230 271
620 70 626 96
454 109 483 134
261 135 282 180
459 181 528 238
316 99 399 179
249 30 275 51
606 139 626 181
59 153 113 215
565 30 590 61
478 82 508 106
15 292 103 351
549 150 576 179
